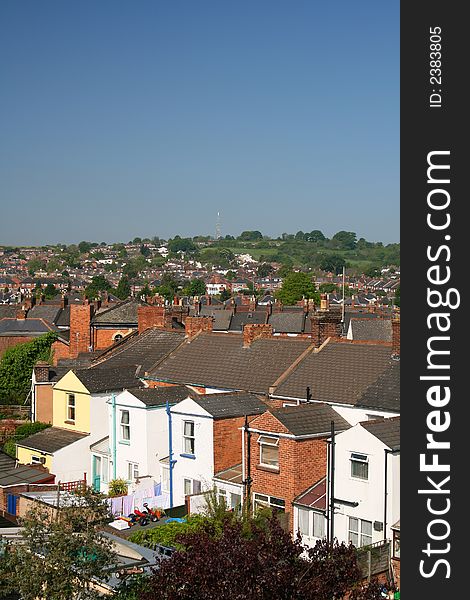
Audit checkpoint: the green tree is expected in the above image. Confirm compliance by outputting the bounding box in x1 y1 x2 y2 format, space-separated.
78 241 93 254
43 283 58 299
183 279 207 297
140 244 151 257
115 277 132 300
319 283 338 294
168 237 197 254
0 332 57 404
276 272 319 305
27 258 46 276
219 289 231 302
85 276 113 299
332 230 357 250
319 254 346 275
238 230 263 241
306 230 326 243
257 263 274 278
0 486 116 600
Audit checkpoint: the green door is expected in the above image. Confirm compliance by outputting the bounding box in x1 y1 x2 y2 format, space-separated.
92 455 101 491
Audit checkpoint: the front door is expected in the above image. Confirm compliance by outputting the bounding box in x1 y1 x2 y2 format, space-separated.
92 455 101 491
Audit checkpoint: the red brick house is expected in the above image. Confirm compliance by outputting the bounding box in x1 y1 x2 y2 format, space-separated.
244 403 350 531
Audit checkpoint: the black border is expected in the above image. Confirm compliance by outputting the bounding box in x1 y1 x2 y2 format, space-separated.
401 2 465 596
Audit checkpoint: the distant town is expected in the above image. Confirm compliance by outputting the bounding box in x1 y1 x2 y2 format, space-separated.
0 230 399 308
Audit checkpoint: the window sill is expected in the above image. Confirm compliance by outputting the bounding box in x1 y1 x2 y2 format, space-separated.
64 420 75 425
180 453 196 459
256 464 280 474
119 440 130 446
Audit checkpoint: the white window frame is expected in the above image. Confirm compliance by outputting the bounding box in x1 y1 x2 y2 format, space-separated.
313 512 326 538
348 517 372 547
350 452 369 480
184 478 192 496
253 493 285 513
120 410 130 442
297 507 310 536
161 466 170 493
31 455 46 465
183 420 195 455
67 393 76 422
230 492 242 510
258 435 279 469
127 462 139 482
102 456 109 484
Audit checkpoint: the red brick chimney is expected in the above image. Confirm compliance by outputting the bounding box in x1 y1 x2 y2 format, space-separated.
138 305 170 333
310 308 342 348
243 323 273 348
185 316 214 338
70 303 94 357
34 361 50 383
16 308 28 320
249 295 257 311
392 316 400 357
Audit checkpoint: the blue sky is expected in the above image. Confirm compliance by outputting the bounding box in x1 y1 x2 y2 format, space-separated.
0 0 399 246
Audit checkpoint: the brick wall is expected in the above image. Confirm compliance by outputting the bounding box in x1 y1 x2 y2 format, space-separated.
137 306 172 333
310 312 342 347
0 336 34 356
213 416 250 474
93 327 135 350
185 316 214 338
243 323 273 347
69 303 93 357
51 339 70 365
246 410 328 531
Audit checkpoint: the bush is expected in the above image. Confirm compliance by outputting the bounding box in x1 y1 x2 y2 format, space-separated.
108 478 128 497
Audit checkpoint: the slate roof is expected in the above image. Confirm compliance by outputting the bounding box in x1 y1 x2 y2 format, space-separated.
149 333 313 394
91 328 186 372
0 450 16 471
348 319 392 342
191 392 268 419
267 403 350 437
55 305 70 327
0 318 60 336
358 360 400 412
70 365 142 393
28 305 62 324
189 306 233 331
128 385 192 407
268 311 307 333
0 306 19 319
361 416 400 450
92 299 143 325
229 311 268 331
294 477 327 510
56 352 102 369
18 427 89 453
342 311 380 334
274 341 399 412
0 465 54 486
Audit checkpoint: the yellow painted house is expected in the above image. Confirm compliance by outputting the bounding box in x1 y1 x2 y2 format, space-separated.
17 366 140 483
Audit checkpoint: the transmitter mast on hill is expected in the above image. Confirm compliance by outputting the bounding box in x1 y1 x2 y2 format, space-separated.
215 211 222 240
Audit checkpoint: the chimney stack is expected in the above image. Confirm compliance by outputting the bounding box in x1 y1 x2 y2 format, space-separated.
185 316 214 338
34 361 51 383
310 306 342 348
320 293 329 311
16 308 28 320
69 303 94 357
243 323 273 348
138 305 170 333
